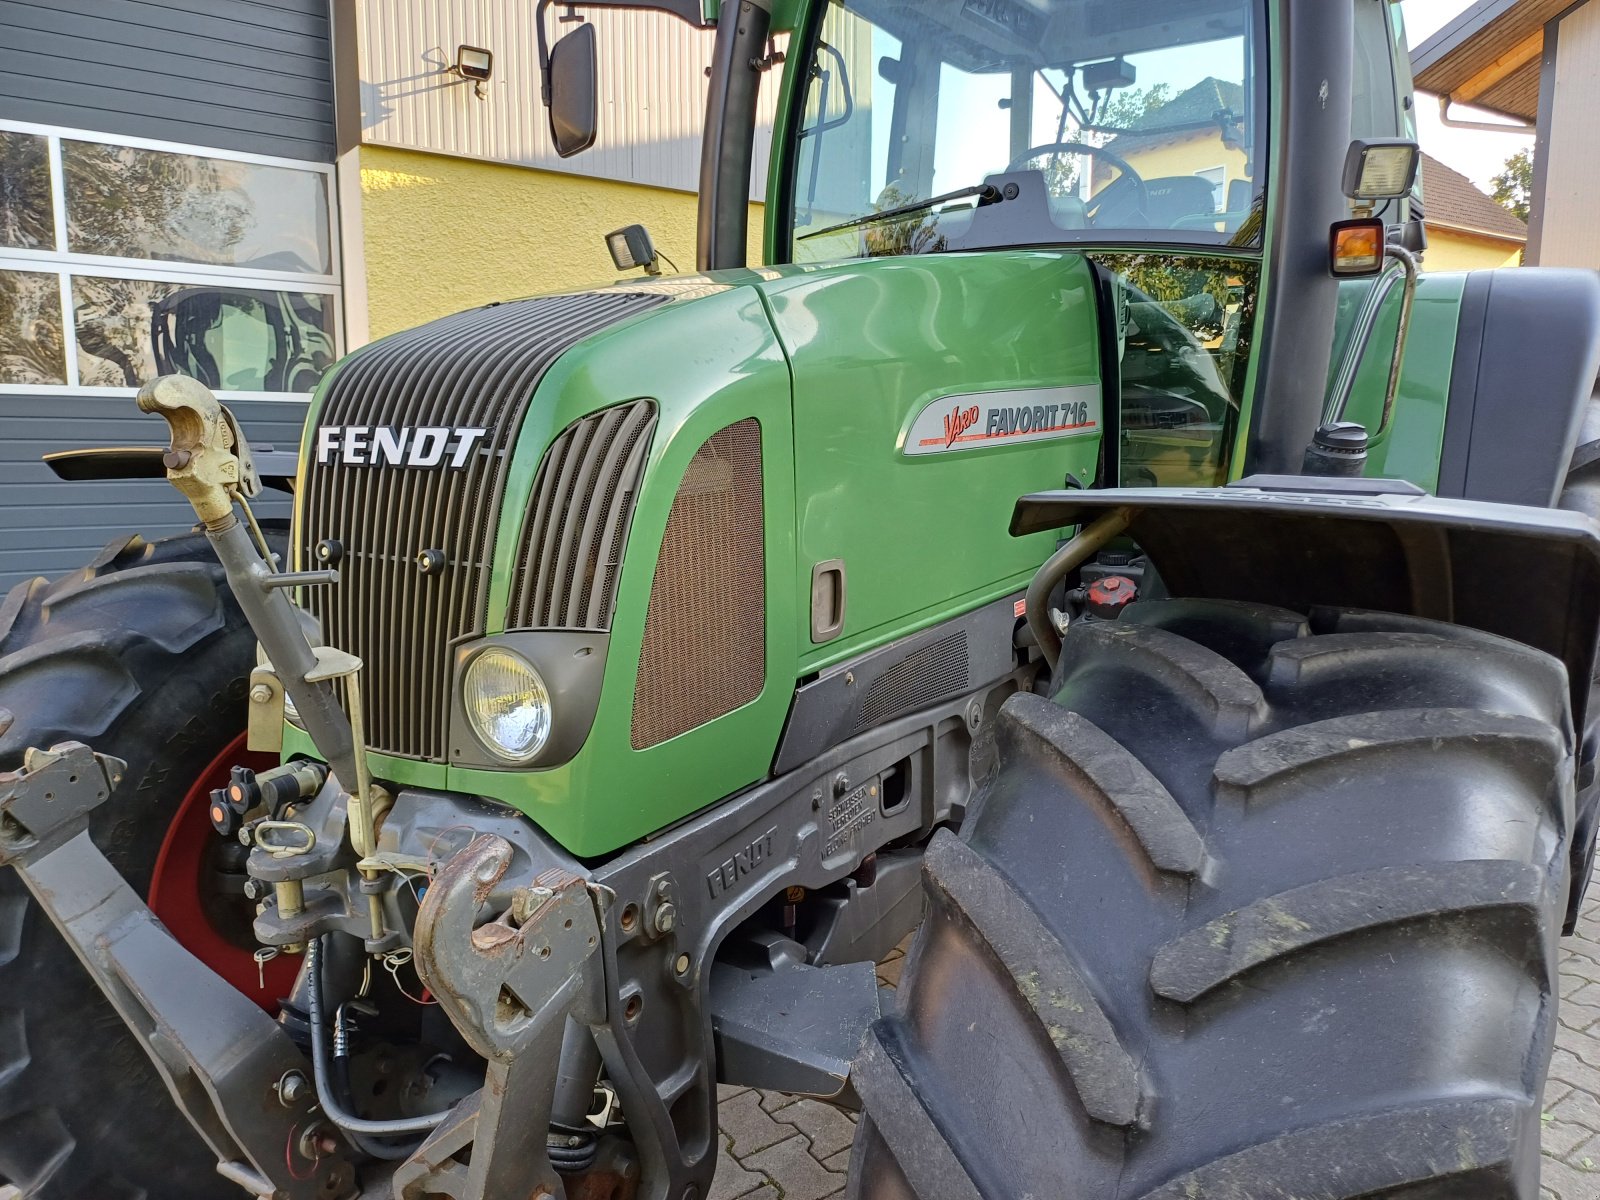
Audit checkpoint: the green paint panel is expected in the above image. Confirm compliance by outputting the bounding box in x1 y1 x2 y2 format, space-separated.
752 251 1104 669
472 285 797 856
1327 271 1466 491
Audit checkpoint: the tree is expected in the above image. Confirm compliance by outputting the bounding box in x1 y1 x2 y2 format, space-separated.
1095 83 1173 131
1491 148 1533 222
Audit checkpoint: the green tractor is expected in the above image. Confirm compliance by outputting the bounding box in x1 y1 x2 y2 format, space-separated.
5 1 1600 1197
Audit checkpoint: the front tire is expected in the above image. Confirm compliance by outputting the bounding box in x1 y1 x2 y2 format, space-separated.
850 600 1572 1199
0 531 266 1200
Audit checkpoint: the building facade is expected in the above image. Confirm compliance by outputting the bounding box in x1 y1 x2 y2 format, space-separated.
0 0 768 591
1413 0 1600 270
0 0 338 588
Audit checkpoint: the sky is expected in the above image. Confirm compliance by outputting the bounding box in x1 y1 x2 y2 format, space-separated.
1401 0 1536 190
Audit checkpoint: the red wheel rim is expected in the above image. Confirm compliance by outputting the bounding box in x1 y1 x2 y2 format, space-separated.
148 731 300 1009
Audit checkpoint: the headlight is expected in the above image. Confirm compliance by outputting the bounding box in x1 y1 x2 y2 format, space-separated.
463 648 553 762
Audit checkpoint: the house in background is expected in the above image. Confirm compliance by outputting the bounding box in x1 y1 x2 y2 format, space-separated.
1102 78 1254 225
1413 0 1600 269
0 0 767 592
1419 151 1527 269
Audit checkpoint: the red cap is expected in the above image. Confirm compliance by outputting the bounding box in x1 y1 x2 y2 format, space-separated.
1086 575 1138 619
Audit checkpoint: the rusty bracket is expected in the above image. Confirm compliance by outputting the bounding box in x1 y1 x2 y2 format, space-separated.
0 743 351 1199
397 834 606 1200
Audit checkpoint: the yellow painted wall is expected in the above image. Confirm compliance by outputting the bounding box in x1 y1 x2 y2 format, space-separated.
1422 227 1524 272
359 145 764 339
1112 137 1253 202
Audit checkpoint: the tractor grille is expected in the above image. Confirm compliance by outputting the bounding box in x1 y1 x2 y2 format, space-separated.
299 291 665 761
632 419 765 750
509 401 657 630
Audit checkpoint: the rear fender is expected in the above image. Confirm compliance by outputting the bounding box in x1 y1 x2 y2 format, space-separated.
1012 476 1600 730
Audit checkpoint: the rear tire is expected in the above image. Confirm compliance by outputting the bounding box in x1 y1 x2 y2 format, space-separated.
1558 385 1600 929
0 531 264 1200
849 600 1572 1199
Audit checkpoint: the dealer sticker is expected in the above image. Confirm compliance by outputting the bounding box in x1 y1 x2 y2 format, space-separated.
902 385 1102 456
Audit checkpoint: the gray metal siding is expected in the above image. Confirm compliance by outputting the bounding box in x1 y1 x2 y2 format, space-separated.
360 2 782 198
0 0 335 162
0 398 305 591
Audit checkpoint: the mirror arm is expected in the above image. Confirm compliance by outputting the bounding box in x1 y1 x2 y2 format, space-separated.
536 0 555 106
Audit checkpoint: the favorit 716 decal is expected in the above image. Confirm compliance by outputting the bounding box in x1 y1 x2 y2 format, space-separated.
902 385 1102 456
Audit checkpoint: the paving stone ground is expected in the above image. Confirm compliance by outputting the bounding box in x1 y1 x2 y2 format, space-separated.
4 888 1599 1200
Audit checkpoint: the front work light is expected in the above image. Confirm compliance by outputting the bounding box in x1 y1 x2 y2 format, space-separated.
1342 138 1421 202
606 224 662 275
463 647 553 762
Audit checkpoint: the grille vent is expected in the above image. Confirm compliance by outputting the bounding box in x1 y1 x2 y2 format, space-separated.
510 401 657 630
854 630 970 734
299 291 665 761
631 419 765 750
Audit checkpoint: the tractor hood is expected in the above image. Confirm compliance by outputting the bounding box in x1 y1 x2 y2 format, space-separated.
287 250 1116 855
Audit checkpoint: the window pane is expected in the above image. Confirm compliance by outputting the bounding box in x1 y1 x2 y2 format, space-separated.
63 142 332 274
1091 253 1258 488
74 276 335 392
0 270 66 384
0 131 54 250
791 0 1264 263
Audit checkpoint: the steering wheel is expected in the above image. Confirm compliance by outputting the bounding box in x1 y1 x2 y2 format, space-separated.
1007 142 1150 226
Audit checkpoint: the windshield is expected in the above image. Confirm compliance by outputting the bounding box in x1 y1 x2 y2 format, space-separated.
786 0 1265 263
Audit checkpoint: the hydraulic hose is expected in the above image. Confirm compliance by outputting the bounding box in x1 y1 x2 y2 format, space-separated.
334 1057 421 1160
306 938 453 1138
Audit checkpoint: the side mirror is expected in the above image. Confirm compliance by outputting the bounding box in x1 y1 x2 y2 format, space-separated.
548 24 598 158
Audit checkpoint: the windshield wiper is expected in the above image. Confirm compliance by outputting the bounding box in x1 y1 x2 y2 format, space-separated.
798 183 1003 242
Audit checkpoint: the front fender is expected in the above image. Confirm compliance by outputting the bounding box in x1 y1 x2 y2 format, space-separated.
1012 476 1600 729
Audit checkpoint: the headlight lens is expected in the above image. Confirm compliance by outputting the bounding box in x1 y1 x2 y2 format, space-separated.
463 648 553 762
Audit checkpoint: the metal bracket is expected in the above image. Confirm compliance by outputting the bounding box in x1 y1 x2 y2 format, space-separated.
643 871 678 941
248 665 285 754
0 743 351 1198
397 834 606 1200
0 742 125 860
709 928 881 1102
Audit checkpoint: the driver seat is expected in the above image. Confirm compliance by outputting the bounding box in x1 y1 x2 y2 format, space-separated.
1140 176 1220 227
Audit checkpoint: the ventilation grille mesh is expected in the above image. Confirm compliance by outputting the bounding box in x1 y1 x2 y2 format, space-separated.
854 631 970 734
510 401 657 630
631 419 765 750
298 290 664 761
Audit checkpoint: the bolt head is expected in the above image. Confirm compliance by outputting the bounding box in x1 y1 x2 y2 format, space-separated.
654 902 677 934
278 1071 310 1106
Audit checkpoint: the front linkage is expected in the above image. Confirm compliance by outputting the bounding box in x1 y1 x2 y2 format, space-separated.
0 375 1009 1199
0 742 356 1200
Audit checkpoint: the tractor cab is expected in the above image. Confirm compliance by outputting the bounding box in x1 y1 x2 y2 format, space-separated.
783 0 1264 261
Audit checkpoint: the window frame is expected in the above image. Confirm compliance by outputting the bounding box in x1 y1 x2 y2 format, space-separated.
773 0 1272 264
0 117 341 403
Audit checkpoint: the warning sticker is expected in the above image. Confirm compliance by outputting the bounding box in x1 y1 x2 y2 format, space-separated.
903 385 1103 456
